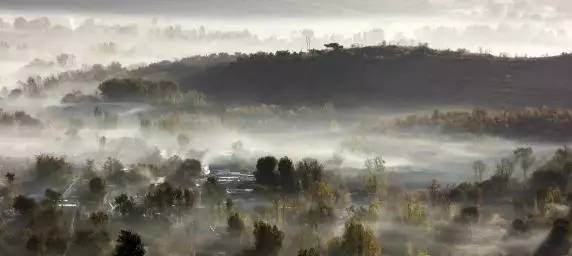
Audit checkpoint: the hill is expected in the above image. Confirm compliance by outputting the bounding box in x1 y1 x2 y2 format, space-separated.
130 44 572 109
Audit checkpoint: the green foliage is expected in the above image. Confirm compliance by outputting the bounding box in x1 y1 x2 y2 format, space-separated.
13 195 38 216
98 78 206 106
514 147 535 180
457 206 479 224
307 201 336 224
105 159 150 187
90 211 109 228
448 182 479 203
113 194 135 217
255 156 278 186
253 221 284 255
392 107 572 141
298 248 320 256
112 230 145 256
364 156 385 173
329 220 380 256
400 194 428 225
72 228 111 256
227 212 246 236
297 158 323 191
35 154 72 186
89 177 106 196
168 158 202 186
144 182 195 214
5 172 15 184
278 156 298 193
44 188 61 204
0 109 42 127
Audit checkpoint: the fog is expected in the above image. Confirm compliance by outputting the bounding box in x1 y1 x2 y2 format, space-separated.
1 12 572 87
2 3 572 256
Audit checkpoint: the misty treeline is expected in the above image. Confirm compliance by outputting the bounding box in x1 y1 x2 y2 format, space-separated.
3 143 572 255
126 43 572 108
9 43 572 110
373 107 572 141
0 109 42 128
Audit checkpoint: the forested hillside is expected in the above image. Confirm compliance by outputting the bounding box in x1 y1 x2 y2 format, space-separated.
131 44 572 108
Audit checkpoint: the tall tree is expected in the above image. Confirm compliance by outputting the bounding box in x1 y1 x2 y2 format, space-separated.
253 221 284 255
514 147 535 180
5 172 14 185
89 177 106 196
278 156 298 193
297 158 323 191
255 156 278 186
227 212 246 237
472 160 487 182
340 221 380 256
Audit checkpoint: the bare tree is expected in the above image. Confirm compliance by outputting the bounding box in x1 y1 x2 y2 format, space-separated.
496 158 515 180
5 172 14 185
472 160 487 182
514 147 535 180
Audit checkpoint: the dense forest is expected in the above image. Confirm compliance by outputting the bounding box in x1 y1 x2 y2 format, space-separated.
8 44 572 109
130 44 572 108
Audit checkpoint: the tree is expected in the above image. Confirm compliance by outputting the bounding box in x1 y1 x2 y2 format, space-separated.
255 156 278 186
365 156 385 173
90 211 109 228
457 206 479 224
338 221 380 256
472 160 487 182
5 172 14 185
534 219 571 256
253 221 284 255
113 194 135 216
112 230 145 256
103 157 123 174
514 147 535 180
170 159 202 186
298 248 319 256
297 158 323 191
26 234 45 255
35 154 71 186
227 212 246 237
278 156 298 193
13 195 37 217
495 158 514 180
89 177 106 196
324 42 344 51
44 188 61 204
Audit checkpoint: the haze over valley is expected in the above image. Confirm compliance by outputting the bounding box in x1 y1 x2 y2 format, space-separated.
2 1 572 256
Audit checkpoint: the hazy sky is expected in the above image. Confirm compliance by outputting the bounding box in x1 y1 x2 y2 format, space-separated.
1 0 571 56
0 0 570 20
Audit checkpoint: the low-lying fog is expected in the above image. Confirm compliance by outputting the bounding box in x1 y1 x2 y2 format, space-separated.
0 95 560 186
